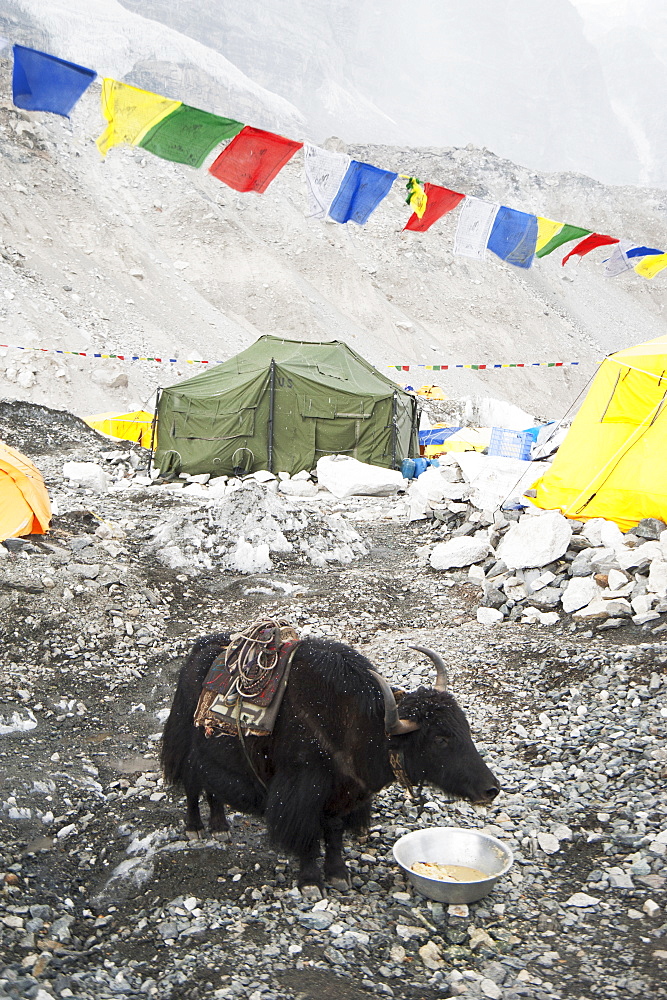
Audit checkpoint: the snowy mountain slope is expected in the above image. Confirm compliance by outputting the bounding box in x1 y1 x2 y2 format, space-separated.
109 0 663 186
1 0 306 137
4 0 667 185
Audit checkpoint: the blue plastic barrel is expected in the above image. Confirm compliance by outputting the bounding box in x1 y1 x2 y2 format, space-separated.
414 457 429 477
401 458 416 480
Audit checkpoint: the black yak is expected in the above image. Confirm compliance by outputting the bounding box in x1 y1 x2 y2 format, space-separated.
161 633 499 889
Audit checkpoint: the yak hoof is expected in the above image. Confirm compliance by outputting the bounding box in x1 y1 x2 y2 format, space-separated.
211 830 232 843
185 829 202 841
300 884 323 901
327 876 350 892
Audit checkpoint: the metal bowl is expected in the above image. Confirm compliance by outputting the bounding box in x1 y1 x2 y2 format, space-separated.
393 826 514 904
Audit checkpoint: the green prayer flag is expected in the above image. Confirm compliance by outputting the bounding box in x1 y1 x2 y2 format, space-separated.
139 104 244 168
535 224 591 259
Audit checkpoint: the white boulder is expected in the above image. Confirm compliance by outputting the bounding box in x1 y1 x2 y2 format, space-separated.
278 480 319 497
607 569 630 591
476 607 503 625
632 594 656 615
497 510 572 570
537 832 560 855
561 576 601 613
62 461 111 493
648 559 667 596
602 598 632 616
430 536 490 571
573 599 613 619
618 541 662 571
522 607 560 626
582 518 624 550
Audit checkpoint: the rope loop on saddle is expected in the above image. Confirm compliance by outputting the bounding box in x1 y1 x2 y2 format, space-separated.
225 618 299 700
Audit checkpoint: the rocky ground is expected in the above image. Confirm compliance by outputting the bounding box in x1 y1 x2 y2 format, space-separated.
1 410 666 1000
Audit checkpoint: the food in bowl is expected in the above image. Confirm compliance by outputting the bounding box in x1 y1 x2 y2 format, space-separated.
411 861 487 882
393 826 514 904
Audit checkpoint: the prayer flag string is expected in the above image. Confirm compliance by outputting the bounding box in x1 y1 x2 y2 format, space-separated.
390 362 583 371
4 42 665 280
0 340 585 371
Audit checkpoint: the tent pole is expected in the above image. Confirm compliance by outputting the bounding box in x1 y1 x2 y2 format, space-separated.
391 391 398 469
148 388 161 478
411 396 420 455
268 359 276 473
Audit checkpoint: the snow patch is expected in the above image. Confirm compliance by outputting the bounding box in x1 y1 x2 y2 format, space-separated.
0 708 38 735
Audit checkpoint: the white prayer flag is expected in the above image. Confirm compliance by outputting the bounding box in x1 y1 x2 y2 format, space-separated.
454 196 500 260
303 143 351 220
604 239 637 277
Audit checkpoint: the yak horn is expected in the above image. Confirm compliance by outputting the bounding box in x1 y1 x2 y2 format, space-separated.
369 670 419 736
409 644 449 692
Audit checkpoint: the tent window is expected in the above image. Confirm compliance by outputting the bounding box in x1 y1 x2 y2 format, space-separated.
314 417 361 457
601 368 667 425
170 404 256 441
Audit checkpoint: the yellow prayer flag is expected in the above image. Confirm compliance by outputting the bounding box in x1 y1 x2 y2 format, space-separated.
97 79 181 157
635 253 667 279
405 177 427 219
536 217 563 254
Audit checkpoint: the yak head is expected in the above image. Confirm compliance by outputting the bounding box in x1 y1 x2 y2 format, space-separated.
371 646 500 805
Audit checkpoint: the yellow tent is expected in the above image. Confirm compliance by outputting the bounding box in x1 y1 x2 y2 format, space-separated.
85 410 154 449
0 443 51 541
533 334 667 530
416 385 446 401
425 427 491 457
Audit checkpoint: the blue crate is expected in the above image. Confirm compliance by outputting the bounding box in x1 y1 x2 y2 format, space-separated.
488 427 533 461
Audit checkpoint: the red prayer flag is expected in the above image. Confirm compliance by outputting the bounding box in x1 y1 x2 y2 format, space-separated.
208 126 303 193
561 233 619 266
404 182 465 232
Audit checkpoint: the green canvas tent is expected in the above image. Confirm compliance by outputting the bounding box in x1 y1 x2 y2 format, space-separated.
154 335 419 477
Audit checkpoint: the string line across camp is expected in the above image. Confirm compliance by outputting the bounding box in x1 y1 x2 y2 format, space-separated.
5 332 667 542
4 41 667 280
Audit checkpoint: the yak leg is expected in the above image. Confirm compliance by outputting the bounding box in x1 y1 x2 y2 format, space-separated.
322 814 350 889
265 770 331 891
185 789 204 840
345 799 373 843
297 845 324 893
206 791 231 841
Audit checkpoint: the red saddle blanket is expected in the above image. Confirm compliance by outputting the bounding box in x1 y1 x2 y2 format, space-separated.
194 619 300 738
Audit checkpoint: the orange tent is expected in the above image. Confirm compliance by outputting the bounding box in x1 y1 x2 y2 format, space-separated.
0 442 51 541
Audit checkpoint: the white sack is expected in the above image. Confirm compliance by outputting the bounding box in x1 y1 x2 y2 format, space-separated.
316 455 406 499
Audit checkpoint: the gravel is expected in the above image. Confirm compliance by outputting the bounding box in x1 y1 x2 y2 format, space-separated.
1 412 666 1000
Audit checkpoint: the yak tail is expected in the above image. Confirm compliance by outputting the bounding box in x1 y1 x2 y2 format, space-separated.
160 632 229 786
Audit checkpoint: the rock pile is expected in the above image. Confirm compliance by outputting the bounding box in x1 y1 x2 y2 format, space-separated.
413 456 667 630
148 480 369 574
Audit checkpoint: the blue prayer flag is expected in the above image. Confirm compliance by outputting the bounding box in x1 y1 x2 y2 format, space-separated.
625 246 662 259
328 160 397 225
487 206 538 269
13 45 96 117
